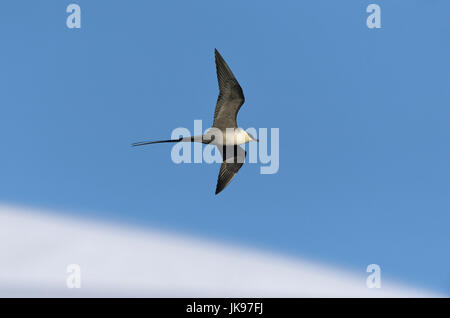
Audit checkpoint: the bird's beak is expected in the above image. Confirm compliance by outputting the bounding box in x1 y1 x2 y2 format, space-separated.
253 138 259 142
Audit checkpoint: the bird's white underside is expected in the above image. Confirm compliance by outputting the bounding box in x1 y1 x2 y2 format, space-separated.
205 127 252 146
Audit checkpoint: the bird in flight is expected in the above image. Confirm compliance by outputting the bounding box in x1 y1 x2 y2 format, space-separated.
133 49 258 195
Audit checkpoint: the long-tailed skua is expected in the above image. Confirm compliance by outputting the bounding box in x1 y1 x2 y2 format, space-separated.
133 49 258 194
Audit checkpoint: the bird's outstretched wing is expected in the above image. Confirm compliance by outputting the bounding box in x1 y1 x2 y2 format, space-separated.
213 49 245 130
215 145 246 195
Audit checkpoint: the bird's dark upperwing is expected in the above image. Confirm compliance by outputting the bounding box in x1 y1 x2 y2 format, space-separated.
213 49 245 130
215 145 246 195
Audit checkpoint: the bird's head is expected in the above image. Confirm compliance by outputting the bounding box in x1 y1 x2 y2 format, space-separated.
244 130 259 142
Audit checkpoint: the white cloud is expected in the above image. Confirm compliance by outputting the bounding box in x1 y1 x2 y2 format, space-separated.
0 204 440 297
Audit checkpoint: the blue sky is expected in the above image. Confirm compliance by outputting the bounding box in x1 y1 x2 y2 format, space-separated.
0 0 449 295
